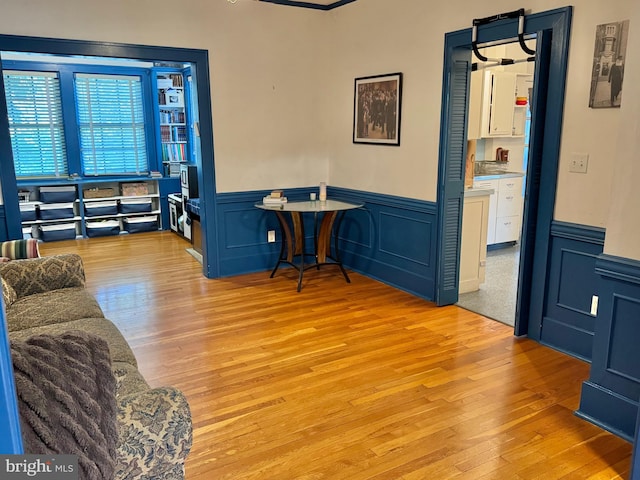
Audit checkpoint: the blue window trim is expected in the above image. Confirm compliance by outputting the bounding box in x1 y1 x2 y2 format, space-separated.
2 59 159 179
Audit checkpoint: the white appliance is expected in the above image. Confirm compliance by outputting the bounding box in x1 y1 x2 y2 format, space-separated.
167 193 183 234
179 164 198 241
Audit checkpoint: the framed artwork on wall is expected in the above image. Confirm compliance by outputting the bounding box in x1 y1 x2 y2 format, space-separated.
588 19 630 108
353 72 402 146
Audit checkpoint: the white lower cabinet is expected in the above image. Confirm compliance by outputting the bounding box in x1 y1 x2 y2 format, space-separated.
459 191 492 294
472 179 498 245
473 175 524 246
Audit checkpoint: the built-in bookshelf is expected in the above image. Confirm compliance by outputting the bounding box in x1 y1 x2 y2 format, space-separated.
157 72 188 176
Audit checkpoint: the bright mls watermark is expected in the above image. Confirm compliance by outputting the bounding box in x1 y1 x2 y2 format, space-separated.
0 455 77 479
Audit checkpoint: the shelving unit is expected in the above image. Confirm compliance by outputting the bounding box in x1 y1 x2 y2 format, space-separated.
157 72 188 177
19 180 163 241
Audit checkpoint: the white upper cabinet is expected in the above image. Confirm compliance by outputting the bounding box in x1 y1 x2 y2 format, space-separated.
468 70 533 139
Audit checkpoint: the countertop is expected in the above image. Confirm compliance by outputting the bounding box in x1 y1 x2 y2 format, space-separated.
464 187 495 197
474 172 525 181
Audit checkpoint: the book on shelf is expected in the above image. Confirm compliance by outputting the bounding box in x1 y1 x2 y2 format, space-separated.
161 143 187 162
159 109 185 124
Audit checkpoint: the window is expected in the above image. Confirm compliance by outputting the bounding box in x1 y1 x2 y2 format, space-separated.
75 73 148 175
3 70 68 178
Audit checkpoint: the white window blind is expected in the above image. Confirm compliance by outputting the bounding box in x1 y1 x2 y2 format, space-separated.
3 70 68 178
75 73 148 175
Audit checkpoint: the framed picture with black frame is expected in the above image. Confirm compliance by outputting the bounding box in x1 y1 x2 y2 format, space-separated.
353 72 402 146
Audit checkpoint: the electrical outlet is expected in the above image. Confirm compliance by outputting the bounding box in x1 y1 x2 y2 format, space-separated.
590 295 598 316
569 153 589 173
267 230 276 243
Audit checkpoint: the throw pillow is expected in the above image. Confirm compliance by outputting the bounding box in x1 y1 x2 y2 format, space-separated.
1 239 40 260
10 331 118 480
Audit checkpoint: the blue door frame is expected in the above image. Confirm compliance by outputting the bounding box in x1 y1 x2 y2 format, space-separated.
0 34 220 451
435 7 572 338
0 35 219 280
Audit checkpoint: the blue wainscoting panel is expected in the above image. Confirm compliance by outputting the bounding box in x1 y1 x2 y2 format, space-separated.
216 190 287 277
215 187 437 301
329 187 437 301
577 254 640 441
541 222 605 361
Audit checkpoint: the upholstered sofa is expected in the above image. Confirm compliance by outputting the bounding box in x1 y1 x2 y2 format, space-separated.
0 253 192 479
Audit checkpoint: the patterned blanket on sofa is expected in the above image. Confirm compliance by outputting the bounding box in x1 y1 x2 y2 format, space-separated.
11 331 118 480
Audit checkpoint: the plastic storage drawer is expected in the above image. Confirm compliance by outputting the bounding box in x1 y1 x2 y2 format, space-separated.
85 200 118 217
39 223 77 242
39 186 77 203
86 220 120 238
38 202 75 220
123 216 158 234
19 203 38 222
119 198 152 214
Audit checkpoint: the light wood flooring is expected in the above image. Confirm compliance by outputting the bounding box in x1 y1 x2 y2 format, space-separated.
40 232 632 479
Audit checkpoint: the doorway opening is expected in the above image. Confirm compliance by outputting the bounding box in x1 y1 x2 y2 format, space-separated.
457 40 536 327
0 35 219 278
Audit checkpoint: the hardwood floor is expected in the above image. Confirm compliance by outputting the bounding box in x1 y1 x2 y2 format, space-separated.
40 232 632 479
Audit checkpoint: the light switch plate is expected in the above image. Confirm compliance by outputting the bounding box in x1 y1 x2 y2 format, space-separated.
570 153 589 173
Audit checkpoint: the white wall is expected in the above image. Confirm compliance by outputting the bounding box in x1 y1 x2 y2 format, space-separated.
1 0 639 260
0 0 330 194
326 0 638 260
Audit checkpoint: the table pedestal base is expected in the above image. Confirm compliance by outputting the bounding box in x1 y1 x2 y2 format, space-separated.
270 210 351 292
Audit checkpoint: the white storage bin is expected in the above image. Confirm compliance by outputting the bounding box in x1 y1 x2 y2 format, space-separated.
86 219 120 238
19 202 38 222
123 215 158 234
85 200 118 217
38 202 75 220
119 197 153 214
39 223 77 242
39 185 77 203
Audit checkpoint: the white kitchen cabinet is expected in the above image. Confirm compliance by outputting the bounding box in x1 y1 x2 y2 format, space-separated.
494 176 524 244
468 70 533 139
459 189 492 294
471 179 498 245
473 175 524 246
482 71 516 137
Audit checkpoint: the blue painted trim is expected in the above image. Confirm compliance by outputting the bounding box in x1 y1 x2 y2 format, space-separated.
0 33 218 277
539 221 605 362
550 221 606 245
631 401 640 478
215 187 438 301
259 0 356 10
577 380 636 442
0 295 23 454
577 253 640 440
0 62 22 240
0 207 7 242
4 59 161 177
596 254 640 286
437 7 573 333
0 35 217 450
